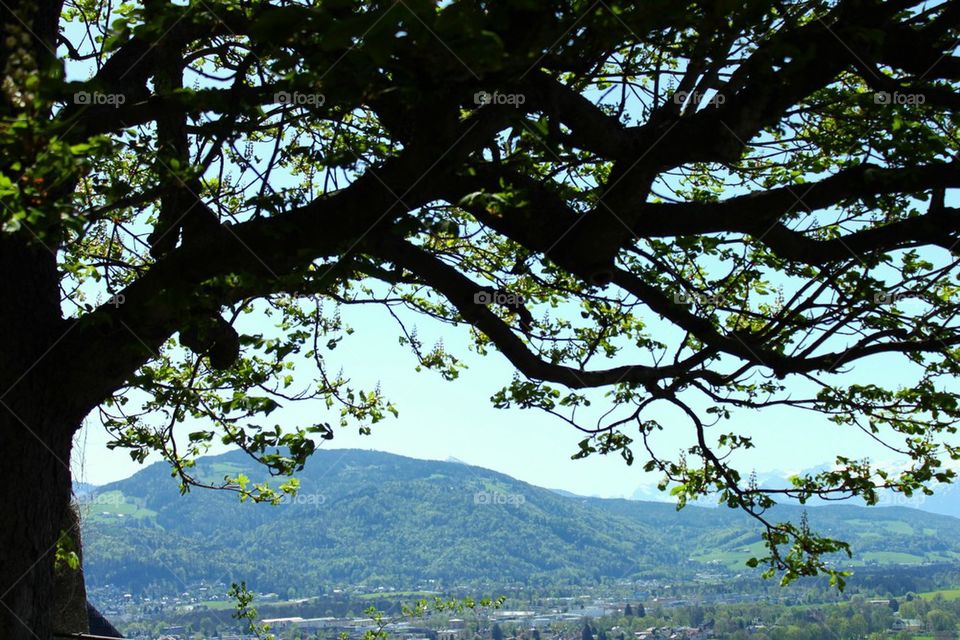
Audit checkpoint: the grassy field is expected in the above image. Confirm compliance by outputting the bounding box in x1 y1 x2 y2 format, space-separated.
857 551 926 564
688 541 767 567
919 588 960 601
190 595 323 611
190 600 236 611
77 490 157 522
845 519 915 535
357 591 439 601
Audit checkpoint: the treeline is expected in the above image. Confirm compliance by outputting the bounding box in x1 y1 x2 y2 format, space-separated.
562 594 960 640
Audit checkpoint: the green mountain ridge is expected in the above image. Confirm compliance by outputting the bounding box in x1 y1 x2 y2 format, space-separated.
79 449 960 595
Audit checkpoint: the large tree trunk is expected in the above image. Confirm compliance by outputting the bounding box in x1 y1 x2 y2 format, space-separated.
0 233 80 638
1 4 104 637
0 401 77 640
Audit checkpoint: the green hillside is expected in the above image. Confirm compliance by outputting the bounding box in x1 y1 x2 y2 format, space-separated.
588 497 960 568
79 449 960 594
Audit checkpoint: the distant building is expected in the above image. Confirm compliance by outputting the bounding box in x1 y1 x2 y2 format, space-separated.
262 616 340 631
262 616 306 629
494 611 537 619
891 618 923 631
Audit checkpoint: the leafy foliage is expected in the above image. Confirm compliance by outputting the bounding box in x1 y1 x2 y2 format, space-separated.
2 0 959 595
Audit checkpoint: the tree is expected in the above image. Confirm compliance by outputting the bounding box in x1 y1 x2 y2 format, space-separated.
582 622 594 640
844 613 869 639
2 0 959 636
926 609 958 634
624 604 634 617
689 605 705 628
492 623 505 640
635 604 646 619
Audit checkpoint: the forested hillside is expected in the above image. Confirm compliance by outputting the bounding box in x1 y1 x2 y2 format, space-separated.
80 450 960 594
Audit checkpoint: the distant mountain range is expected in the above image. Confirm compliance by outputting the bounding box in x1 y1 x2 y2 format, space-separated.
79 449 960 595
629 467 960 519
73 481 98 497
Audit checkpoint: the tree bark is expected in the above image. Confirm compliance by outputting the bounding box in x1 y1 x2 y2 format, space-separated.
0 400 76 640
0 236 79 639
52 505 90 634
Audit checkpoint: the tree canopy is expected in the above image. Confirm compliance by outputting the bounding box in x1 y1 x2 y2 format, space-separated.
1 0 960 636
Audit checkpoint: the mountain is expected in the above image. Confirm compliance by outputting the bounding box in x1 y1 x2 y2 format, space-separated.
549 488 582 498
907 482 960 518
630 465 960 518
80 449 960 595
73 481 98 497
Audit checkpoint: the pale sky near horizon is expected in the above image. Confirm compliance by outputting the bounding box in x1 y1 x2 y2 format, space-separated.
70 293 919 498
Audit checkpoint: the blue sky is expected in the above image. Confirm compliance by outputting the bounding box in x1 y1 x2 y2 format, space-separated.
62 6 958 500
70 292 915 498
